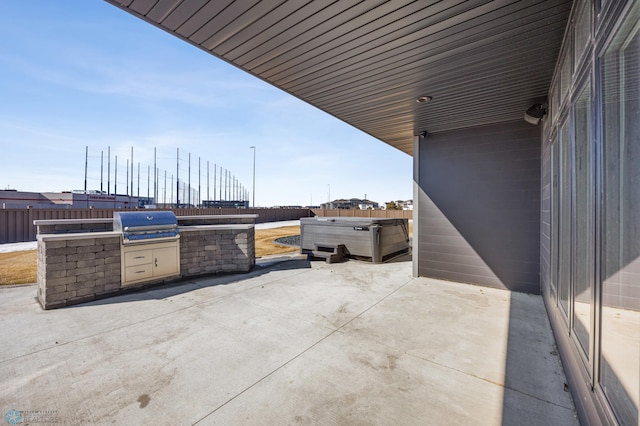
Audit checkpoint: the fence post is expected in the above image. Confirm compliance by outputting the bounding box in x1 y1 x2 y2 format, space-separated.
28 207 35 242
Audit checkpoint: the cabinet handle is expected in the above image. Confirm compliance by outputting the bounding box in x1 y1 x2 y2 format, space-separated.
134 256 145 259
155 258 158 267
135 270 145 274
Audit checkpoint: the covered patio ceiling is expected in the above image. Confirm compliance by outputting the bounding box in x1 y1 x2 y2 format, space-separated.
105 0 573 155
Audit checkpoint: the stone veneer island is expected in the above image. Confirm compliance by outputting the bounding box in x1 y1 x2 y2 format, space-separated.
35 215 256 309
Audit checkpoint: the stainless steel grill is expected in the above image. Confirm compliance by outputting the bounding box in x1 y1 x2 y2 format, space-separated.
113 211 179 245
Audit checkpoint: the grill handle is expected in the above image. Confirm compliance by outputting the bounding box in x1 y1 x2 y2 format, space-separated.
122 235 180 244
123 224 177 232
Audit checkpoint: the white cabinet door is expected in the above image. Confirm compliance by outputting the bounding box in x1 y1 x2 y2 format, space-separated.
153 245 179 277
121 240 180 286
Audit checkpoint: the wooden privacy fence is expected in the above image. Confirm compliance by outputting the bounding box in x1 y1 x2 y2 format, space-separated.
0 207 412 244
0 208 315 244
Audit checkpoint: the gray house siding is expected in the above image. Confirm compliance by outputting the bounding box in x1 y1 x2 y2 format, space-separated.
416 121 541 294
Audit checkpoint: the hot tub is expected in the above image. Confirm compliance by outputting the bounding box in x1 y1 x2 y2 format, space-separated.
300 217 410 263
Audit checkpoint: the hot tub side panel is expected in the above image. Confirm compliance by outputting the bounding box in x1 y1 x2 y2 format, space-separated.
301 222 374 258
379 222 411 260
300 218 409 262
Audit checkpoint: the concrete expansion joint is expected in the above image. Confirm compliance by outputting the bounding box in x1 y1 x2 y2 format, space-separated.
404 351 575 412
12 301 202 363
192 274 416 424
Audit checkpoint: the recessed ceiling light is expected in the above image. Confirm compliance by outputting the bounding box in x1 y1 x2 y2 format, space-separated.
416 96 433 103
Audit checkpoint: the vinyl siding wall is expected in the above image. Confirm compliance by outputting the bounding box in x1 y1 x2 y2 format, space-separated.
416 120 541 294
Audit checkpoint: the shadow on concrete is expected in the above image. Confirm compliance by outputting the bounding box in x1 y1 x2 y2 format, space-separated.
501 292 577 425
415 123 580 423
65 259 312 308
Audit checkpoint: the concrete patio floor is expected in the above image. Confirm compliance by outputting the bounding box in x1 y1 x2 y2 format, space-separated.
0 257 577 425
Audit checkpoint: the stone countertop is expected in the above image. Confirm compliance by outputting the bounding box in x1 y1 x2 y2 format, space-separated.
36 224 254 241
178 224 254 232
34 214 258 226
177 215 258 220
37 231 120 242
33 218 114 226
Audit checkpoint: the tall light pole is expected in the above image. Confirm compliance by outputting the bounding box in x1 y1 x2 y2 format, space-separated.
250 146 256 208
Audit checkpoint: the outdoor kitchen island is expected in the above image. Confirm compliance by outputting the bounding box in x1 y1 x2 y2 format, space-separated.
34 214 256 309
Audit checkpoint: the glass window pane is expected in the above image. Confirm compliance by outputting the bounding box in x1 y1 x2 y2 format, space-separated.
572 82 592 359
600 5 640 424
574 2 592 69
551 81 559 123
561 43 573 102
550 136 559 298
558 119 571 316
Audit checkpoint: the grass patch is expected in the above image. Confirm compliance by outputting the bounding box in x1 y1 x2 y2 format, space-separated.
0 226 303 286
0 222 410 285
0 251 37 285
255 225 300 257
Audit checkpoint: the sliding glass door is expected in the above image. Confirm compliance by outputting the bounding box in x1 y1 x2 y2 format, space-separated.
599 8 640 423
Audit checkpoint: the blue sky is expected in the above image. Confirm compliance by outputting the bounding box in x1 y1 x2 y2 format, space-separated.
0 1 411 207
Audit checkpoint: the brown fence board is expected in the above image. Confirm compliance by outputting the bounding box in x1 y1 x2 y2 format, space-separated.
0 207 316 244
0 207 410 244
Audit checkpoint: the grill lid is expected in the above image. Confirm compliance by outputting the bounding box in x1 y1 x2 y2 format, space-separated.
114 211 178 232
